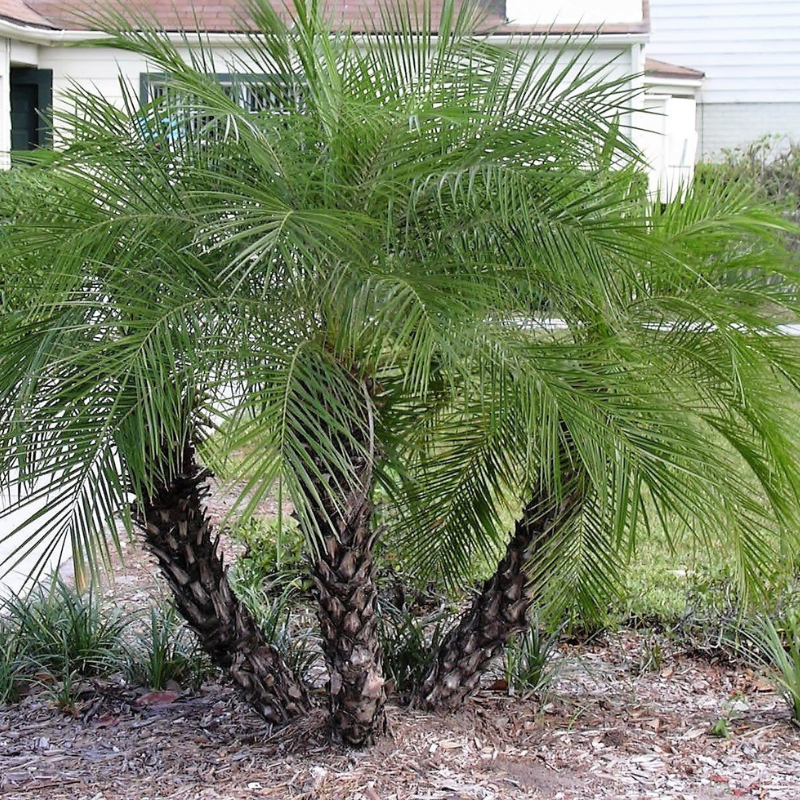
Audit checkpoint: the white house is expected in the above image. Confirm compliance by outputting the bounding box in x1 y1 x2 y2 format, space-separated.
648 0 800 157
0 0 702 592
1 0 702 191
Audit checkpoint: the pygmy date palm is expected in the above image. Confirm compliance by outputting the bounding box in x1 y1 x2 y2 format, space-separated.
398 172 800 709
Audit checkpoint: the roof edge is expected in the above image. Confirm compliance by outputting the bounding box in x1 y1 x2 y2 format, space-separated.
0 6 57 29
12 0 653 37
645 57 705 82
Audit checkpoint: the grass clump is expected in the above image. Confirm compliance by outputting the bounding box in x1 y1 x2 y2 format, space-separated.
226 516 319 683
505 617 562 696
0 630 24 704
745 611 800 723
0 576 218 705
124 603 215 691
1 576 129 680
378 600 451 698
235 580 319 683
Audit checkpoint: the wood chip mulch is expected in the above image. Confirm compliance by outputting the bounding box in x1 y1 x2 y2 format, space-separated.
2 492 800 798
3 623 799 799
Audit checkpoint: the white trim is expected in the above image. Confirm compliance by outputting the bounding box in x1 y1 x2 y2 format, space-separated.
645 75 703 91
486 33 648 46
0 17 649 48
0 37 9 169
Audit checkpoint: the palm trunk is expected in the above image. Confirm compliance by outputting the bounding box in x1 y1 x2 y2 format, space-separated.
307 380 386 746
416 475 583 711
136 441 311 726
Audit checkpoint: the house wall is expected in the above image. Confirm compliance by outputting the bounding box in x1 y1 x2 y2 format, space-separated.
506 0 644 26
0 485 70 598
698 102 800 157
37 44 248 127
35 38 640 132
648 0 800 156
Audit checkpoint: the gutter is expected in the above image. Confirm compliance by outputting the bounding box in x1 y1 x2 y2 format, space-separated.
0 17 648 49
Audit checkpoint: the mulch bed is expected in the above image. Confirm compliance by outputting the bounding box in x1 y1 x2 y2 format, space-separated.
2 488 800 798
1 642 798 799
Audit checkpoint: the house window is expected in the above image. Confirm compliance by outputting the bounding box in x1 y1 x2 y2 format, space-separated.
138 72 302 144
139 73 300 113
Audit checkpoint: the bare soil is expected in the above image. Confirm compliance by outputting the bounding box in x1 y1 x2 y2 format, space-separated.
2 487 799 799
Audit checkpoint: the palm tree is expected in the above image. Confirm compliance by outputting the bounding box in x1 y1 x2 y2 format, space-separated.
3 0 800 746
0 145 313 724
399 174 800 709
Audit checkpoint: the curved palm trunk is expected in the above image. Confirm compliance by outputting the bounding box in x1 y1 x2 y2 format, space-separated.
136 442 311 726
416 475 584 711
306 381 386 746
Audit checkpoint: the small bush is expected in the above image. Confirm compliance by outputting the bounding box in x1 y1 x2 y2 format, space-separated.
124 603 215 690
0 167 55 313
636 633 667 674
2 576 129 679
505 618 562 695
228 517 308 597
44 669 90 716
696 136 800 256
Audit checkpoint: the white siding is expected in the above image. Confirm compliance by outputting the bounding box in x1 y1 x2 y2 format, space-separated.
38 39 638 135
519 40 637 86
506 0 643 26
648 0 800 105
0 489 69 598
37 45 249 126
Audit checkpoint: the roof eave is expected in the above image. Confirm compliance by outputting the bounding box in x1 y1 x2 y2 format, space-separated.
0 14 57 34
645 75 703 91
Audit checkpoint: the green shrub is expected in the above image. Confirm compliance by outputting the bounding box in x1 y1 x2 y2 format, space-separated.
696 135 800 222
227 517 308 596
505 617 562 695
225 517 319 683
636 633 667 674
124 603 215 690
1 576 129 679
